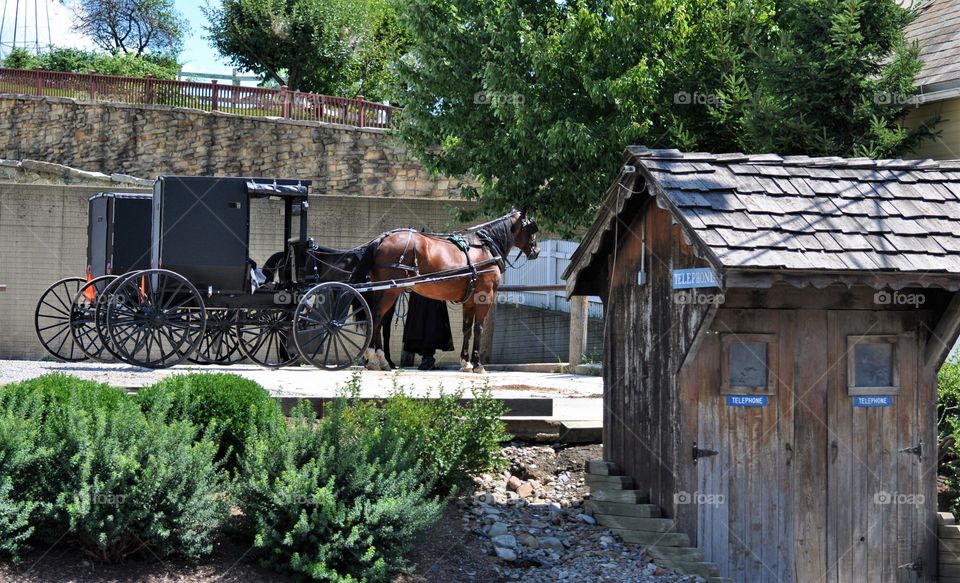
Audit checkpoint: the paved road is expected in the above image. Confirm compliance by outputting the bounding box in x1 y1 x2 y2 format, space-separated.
0 360 603 422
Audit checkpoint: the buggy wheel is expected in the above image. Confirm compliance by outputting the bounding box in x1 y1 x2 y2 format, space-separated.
189 309 243 365
293 282 372 370
94 273 138 363
70 275 119 362
34 277 88 362
106 270 206 369
237 308 298 368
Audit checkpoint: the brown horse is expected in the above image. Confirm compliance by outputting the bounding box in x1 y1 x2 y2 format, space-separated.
351 209 540 372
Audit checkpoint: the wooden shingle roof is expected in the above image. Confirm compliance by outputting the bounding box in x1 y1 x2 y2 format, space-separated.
564 146 960 292
904 0 960 94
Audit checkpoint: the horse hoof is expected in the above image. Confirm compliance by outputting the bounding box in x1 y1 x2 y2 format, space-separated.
473 366 486 374
375 349 391 371
460 359 473 372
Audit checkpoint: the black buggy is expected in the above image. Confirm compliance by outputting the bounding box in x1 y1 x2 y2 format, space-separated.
36 177 375 369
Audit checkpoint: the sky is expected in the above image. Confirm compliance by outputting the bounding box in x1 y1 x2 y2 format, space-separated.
0 0 248 81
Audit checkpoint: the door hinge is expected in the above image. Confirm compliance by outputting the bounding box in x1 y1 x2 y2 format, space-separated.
692 442 718 464
899 440 923 460
898 556 922 573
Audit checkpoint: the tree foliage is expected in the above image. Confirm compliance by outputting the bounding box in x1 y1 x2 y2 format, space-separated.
396 0 935 236
2 47 180 78
203 0 405 100
71 0 187 56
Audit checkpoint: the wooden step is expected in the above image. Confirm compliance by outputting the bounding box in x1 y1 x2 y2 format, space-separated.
585 474 634 489
595 514 676 533
585 460 619 476
584 500 660 518
943 524 960 540
589 488 649 504
647 545 704 561
610 529 690 547
940 563 960 577
940 511 956 526
659 560 720 578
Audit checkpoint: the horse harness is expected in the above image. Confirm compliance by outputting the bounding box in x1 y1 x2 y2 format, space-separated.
374 228 506 304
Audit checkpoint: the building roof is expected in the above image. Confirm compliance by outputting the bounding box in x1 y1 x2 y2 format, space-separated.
564 146 960 292
904 0 960 98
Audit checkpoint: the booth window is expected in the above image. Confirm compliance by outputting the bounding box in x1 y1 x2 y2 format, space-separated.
721 334 778 395
847 335 899 395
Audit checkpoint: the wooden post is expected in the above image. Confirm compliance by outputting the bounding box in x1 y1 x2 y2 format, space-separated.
281 85 291 118
34 69 42 96
144 74 154 105
568 295 588 367
357 95 366 127
89 72 97 100
210 80 218 111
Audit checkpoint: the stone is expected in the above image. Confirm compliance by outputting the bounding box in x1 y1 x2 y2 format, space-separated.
578 513 596 525
507 475 522 491
516 482 535 498
540 537 564 552
517 532 540 549
487 522 509 538
491 534 517 549
494 547 517 562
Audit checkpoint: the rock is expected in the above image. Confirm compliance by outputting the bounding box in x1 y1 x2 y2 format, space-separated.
495 547 517 562
517 532 540 548
491 534 517 549
600 535 615 545
480 504 500 516
516 482 535 498
540 537 564 552
507 475 522 491
549 502 562 513
578 513 596 525
487 522 509 538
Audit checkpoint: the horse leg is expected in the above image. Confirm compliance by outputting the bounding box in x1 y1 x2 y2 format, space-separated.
363 293 383 371
460 303 475 372
372 289 402 371
382 304 396 369
471 301 491 374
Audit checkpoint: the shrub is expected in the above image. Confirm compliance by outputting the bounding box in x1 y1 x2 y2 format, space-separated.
2 47 180 78
236 401 444 582
0 412 49 561
940 357 960 513
52 397 228 562
137 373 284 471
0 374 229 562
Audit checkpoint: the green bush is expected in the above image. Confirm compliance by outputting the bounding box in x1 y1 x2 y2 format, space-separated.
137 373 284 471
0 412 49 561
236 401 444 582
0 374 228 562
940 357 960 514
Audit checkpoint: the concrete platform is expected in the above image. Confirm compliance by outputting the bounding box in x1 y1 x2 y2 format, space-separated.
0 360 603 441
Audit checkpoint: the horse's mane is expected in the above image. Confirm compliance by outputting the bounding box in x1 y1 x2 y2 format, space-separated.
467 212 518 260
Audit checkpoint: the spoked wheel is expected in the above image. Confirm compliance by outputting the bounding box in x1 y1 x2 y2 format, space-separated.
35 277 89 362
106 269 206 369
237 308 299 368
70 275 119 362
189 309 243 365
293 282 372 370
94 273 138 363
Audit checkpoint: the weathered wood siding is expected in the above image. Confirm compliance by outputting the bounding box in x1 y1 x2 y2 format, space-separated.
600 198 713 525
679 286 941 582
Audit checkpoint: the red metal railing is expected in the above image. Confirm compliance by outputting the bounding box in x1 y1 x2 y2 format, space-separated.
0 67 401 128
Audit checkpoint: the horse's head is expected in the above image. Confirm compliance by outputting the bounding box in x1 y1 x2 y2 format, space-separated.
512 206 540 260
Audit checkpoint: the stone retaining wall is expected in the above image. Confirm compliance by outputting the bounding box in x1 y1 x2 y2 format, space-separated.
0 94 462 198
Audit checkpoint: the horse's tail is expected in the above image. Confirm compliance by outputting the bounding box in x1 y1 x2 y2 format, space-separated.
350 235 383 284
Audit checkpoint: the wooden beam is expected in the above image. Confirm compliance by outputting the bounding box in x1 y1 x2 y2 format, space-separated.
925 292 960 371
0 284 6 292
679 303 719 374
568 296 589 366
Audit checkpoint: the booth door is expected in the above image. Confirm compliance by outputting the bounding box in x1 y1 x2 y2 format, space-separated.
825 310 930 583
695 309 796 583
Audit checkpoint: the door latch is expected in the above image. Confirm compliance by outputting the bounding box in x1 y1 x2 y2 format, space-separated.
899 440 923 460
898 556 922 573
692 442 718 464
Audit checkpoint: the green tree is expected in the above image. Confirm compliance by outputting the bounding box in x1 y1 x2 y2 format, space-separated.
2 47 180 79
396 0 934 236
72 0 187 56
204 0 404 100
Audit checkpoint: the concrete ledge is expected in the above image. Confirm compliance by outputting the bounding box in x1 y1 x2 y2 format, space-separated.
484 363 569 373
276 396 553 418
